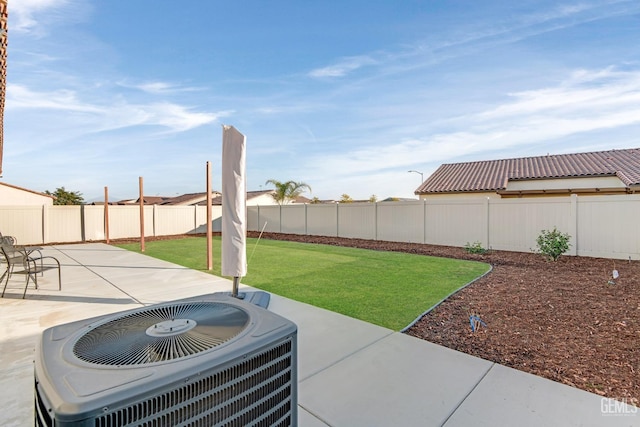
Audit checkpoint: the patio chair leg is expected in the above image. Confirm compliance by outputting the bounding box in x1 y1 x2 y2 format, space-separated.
1 269 8 297
23 268 37 298
22 275 30 299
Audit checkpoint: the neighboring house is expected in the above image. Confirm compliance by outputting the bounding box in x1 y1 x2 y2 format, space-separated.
162 192 221 206
118 196 172 205
0 182 55 206
381 197 418 202
416 148 640 199
117 191 313 206
118 192 222 206
203 190 279 206
292 195 312 204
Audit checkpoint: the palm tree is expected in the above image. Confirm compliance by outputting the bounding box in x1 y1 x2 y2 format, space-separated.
265 179 312 205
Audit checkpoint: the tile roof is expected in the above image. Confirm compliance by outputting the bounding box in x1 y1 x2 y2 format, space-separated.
416 148 640 194
138 196 172 205
196 190 276 206
160 192 220 205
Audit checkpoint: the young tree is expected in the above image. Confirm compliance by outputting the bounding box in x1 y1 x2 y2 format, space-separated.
265 179 312 205
340 194 353 203
369 194 378 203
45 187 84 205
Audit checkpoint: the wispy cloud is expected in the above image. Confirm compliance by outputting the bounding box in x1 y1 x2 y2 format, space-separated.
308 55 377 78
118 80 204 94
304 66 640 178
7 83 102 112
10 0 75 34
7 83 226 133
308 1 640 82
478 68 640 119
120 102 223 132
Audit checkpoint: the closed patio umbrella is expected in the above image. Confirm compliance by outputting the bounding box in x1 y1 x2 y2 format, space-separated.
221 125 247 298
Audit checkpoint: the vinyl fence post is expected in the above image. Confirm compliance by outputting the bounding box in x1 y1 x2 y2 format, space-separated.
485 197 490 250
42 204 48 245
104 186 110 244
374 202 378 241
569 194 578 256
423 199 427 244
80 204 86 242
139 176 145 252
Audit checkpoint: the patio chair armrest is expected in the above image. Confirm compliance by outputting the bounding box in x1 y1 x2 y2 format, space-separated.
27 255 61 270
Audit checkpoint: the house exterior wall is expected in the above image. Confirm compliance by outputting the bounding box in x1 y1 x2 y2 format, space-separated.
418 191 500 200
0 183 54 205
505 176 626 192
248 194 278 206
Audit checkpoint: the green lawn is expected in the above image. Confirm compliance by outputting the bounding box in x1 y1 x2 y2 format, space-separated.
116 237 490 330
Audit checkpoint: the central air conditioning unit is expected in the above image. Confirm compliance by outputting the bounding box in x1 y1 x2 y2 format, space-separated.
34 293 297 427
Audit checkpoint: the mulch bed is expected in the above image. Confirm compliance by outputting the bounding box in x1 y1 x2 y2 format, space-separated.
249 232 639 405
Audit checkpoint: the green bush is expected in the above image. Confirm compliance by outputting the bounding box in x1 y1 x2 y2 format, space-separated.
536 227 571 261
465 241 487 254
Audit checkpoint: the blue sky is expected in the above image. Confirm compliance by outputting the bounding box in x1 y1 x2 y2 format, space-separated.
3 0 640 201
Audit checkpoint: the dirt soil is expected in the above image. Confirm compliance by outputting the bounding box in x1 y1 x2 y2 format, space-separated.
249 232 640 405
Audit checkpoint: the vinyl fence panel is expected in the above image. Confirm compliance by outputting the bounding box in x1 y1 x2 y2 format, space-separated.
424 199 487 247
83 205 106 241
257 205 282 233
154 206 198 236
337 203 376 240
45 205 82 244
247 206 259 232
281 205 307 235
307 204 338 237
576 195 640 260
377 201 425 243
0 206 44 245
489 198 572 253
107 206 153 239
192 205 222 234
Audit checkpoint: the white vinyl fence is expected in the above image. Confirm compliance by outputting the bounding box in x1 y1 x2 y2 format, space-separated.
248 195 640 260
1 194 639 260
0 205 222 245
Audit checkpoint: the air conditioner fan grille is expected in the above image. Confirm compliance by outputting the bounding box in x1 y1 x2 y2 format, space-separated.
73 302 249 365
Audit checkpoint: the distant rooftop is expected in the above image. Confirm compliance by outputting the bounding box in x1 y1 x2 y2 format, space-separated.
416 148 640 195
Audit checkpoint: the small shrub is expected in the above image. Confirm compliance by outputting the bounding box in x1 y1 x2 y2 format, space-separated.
465 241 487 254
536 227 571 261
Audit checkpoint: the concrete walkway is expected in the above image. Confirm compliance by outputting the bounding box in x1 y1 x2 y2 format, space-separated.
1 243 637 426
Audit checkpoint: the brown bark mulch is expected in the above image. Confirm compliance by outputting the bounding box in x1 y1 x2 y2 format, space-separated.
249 232 639 405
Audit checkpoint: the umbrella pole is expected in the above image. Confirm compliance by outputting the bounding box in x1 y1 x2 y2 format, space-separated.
232 277 243 299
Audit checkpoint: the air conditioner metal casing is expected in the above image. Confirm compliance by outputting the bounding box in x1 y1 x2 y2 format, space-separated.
34 294 297 426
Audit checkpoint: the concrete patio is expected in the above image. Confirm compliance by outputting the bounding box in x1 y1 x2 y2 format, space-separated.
1 243 637 426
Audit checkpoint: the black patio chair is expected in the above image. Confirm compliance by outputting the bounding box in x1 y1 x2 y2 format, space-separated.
0 240 61 299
